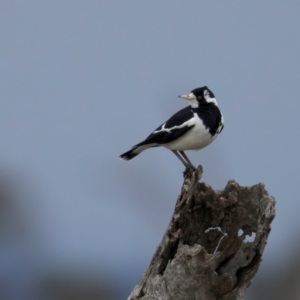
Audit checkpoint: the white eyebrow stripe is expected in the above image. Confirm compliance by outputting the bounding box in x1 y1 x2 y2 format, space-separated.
153 118 195 134
206 97 218 106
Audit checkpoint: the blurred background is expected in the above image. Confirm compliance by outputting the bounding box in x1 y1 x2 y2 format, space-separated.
0 1 299 299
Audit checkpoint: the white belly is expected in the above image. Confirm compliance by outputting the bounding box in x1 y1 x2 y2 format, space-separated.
163 114 218 151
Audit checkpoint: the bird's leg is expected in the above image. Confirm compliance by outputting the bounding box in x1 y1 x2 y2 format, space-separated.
171 150 190 168
179 151 196 169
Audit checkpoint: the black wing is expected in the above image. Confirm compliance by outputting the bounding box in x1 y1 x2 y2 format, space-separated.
136 106 195 146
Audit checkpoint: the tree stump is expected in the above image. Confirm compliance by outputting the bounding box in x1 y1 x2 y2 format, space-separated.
128 166 276 300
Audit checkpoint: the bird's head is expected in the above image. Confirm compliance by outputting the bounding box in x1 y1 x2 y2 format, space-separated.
178 86 217 108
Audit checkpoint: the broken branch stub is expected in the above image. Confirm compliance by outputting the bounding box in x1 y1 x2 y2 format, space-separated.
128 166 276 300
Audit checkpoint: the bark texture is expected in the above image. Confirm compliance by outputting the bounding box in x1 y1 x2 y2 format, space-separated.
128 166 276 300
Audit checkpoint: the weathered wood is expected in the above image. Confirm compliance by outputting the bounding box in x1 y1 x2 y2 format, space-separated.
128 166 276 300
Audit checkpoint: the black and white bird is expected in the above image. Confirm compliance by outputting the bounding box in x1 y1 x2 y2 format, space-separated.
120 86 224 169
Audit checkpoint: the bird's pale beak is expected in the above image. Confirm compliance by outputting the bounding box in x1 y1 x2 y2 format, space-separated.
178 94 193 100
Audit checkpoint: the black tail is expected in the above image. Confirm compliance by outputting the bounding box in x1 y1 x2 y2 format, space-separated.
120 142 158 161
120 148 139 161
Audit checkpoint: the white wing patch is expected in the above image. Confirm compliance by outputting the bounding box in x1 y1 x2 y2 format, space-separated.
153 118 195 134
164 112 216 151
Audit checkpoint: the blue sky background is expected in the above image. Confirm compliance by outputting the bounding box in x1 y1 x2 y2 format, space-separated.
0 2 299 299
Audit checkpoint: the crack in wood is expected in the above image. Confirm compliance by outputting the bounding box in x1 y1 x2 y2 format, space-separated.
128 166 276 300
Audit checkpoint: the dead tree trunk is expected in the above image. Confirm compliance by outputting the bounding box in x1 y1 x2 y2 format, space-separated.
128 166 276 300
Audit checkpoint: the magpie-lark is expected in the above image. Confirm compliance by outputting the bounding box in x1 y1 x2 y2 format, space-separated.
120 86 224 169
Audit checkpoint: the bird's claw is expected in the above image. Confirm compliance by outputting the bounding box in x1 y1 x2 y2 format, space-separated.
183 164 197 176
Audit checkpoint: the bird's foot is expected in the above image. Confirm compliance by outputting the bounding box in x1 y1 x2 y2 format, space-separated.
183 165 203 181
183 164 197 177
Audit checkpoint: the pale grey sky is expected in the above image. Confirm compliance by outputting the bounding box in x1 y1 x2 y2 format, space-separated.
0 2 299 299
